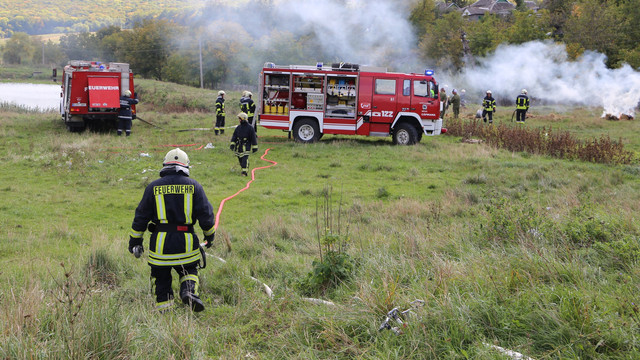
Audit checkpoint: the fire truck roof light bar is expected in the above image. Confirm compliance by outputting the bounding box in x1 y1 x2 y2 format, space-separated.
425 69 435 76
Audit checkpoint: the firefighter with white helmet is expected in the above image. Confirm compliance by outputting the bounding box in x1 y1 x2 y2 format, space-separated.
129 148 216 312
215 90 226 135
240 91 257 134
515 89 530 123
230 112 258 176
118 89 139 136
482 90 496 123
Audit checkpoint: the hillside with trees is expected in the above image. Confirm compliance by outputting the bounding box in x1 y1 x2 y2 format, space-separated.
0 0 203 37
1 0 639 88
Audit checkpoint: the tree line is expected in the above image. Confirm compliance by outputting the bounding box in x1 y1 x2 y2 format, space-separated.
1 0 638 88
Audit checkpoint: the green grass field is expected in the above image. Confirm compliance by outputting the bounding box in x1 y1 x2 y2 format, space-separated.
1 87 639 359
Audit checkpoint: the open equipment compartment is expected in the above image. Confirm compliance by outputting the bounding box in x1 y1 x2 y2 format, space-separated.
325 74 357 118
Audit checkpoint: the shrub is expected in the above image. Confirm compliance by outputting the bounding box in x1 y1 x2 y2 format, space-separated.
446 119 635 165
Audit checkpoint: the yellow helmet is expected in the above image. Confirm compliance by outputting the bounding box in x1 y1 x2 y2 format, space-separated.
163 148 190 167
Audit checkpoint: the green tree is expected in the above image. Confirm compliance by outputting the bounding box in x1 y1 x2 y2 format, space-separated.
59 32 99 61
2 32 36 64
419 12 467 71
563 0 623 67
119 19 178 81
467 14 508 58
409 0 436 37
506 9 551 44
542 0 571 39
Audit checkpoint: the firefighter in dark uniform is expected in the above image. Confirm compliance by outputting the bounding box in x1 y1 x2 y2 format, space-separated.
128 148 216 312
230 112 258 176
118 89 139 136
241 91 257 134
515 89 530 123
215 90 226 135
482 90 496 123
239 91 249 111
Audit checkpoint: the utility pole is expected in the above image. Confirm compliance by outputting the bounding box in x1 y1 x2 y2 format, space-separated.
199 38 204 89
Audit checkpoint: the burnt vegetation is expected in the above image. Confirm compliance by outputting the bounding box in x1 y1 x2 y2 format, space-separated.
446 118 635 165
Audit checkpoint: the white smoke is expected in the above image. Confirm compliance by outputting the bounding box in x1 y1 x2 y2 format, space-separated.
269 0 417 67
447 41 640 117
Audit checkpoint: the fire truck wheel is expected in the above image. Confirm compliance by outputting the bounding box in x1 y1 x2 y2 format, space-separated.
393 123 418 145
293 118 320 143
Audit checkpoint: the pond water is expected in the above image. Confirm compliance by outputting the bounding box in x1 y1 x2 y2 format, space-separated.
0 83 61 111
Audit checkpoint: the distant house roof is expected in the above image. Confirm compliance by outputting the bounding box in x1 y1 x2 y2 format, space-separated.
489 0 515 15
524 1 539 11
435 0 460 13
462 0 531 20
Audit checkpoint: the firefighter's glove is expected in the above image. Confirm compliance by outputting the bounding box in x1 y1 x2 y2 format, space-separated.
252 148 258 153
128 236 143 254
204 233 215 248
230 144 235 151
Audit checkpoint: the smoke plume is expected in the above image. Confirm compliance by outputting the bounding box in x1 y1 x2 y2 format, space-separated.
446 41 640 117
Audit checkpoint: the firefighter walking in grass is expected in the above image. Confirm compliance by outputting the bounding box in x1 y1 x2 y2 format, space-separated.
128 148 216 312
515 89 530 123
230 112 258 176
215 90 226 135
240 91 257 134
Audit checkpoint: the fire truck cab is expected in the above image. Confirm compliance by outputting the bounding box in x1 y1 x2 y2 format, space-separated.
60 61 135 132
258 62 442 144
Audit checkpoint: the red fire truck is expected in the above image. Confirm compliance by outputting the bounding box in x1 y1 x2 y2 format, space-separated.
60 61 136 132
257 62 443 144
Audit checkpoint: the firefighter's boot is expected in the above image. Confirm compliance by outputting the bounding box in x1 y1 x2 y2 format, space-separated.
180 275 204 312
215 129 219 135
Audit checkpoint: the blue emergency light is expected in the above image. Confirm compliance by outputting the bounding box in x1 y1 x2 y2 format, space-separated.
425 69 434 76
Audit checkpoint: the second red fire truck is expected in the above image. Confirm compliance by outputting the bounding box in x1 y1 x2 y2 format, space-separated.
258 62 443 145
60 61 136 132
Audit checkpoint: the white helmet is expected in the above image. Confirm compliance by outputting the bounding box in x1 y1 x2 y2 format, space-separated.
522 89 528 94
218 90 226 96
163 148 190 167
123 90 131 97
246 91 252 97
486 90 492 94
241 91 248 97
237 112 248 121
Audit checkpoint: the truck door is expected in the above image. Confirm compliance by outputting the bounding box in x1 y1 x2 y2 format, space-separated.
370 78 397 133
397 79 411 114
411 79 440 119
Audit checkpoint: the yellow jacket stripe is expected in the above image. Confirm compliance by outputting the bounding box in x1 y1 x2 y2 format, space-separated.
155 194 167 223
184 192 193 224
148 251 201 266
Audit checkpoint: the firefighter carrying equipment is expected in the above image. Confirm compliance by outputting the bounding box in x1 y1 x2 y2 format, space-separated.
129 149 215 268
230 118 258 175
